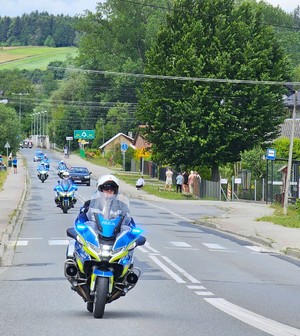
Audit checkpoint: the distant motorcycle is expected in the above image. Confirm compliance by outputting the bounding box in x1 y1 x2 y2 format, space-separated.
64 213 146 318
38 169 49 183
54 180 77 214
57 167 68 179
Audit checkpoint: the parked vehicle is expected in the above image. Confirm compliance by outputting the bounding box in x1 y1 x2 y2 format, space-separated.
64 212 145 318
68 166 92 186
54 180 77 214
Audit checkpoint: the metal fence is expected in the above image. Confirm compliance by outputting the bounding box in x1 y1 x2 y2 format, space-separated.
130 158 299 203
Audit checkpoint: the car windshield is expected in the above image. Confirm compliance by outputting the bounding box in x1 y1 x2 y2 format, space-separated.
70 167 88 173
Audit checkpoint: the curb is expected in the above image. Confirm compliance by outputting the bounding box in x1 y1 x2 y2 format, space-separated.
195 219 300 260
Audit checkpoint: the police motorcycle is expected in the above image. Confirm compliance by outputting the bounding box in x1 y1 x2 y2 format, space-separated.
37 162 49 183
57 160 68 178
54 172 77 213
64 175 146 318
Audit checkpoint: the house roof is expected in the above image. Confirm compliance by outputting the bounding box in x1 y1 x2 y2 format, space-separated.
99 133 134 150
133 125 152 149
283 91 300 108
279 119 300 138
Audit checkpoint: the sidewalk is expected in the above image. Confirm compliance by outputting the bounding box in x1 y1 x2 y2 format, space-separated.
0 156 27 263
1 150 300 265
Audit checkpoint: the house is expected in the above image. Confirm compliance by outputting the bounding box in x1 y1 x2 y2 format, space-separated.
133 125 152 150
99 133 134 155
279 119 300 139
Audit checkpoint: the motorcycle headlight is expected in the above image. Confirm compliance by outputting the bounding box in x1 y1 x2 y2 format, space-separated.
67 192 74 197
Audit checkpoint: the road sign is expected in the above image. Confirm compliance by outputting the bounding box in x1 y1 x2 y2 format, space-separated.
266 148 276 160
66 136 73 141
74 130 95 139
4 142 10 148
121 143 128 152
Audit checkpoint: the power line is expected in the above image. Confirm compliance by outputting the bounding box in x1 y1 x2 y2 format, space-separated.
54 67 300 87
121 0 300 31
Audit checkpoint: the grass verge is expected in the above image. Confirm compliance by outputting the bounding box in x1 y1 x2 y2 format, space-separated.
257 204 300 228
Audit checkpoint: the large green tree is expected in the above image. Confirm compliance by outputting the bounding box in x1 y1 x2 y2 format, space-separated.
136 0 291 180
0 105 20 155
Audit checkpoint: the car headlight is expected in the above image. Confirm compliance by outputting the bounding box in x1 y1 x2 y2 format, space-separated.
84 175 90 179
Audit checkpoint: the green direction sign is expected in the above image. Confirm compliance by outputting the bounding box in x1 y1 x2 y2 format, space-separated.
74 130 95 139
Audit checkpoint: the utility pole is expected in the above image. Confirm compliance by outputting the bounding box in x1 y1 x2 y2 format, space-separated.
283 91 298 215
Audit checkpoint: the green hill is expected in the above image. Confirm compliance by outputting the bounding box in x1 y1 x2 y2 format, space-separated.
0 46 78 70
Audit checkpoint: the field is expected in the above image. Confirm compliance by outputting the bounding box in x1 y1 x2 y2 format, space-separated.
0 46 78 70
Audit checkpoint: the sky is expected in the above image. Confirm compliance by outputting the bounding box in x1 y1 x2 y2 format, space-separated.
0 0 297 17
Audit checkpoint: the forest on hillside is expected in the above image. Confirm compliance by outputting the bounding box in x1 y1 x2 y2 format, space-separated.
0 12 79 47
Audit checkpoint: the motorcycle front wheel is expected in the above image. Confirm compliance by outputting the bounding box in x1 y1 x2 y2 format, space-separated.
93 277 108 318
62 200 69 214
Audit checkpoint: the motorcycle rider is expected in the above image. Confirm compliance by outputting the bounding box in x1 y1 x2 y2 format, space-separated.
42 155 50 169
37 162 49 178
67 174 136 263
76 174 135 228
55 171 76 206
57 160 67 170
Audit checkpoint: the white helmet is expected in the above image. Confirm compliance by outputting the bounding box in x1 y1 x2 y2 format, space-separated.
62 171 70 179
97 174 119 194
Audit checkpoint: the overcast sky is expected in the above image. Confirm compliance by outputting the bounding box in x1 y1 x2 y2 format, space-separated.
0 0 297 17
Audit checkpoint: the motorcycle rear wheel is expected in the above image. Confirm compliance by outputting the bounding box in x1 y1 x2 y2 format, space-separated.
93 277 108 318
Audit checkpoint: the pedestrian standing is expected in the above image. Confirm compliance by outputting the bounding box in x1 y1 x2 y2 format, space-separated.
188 171 196 195
12 156 18 174
175 172 183 193
182 171 189 193
164 167 173 191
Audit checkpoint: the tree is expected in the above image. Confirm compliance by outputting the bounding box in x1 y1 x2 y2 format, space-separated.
0 105 20 155
136 0 291 180
273 137 300 159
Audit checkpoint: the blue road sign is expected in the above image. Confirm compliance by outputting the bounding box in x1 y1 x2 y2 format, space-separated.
266 148 276 160
121 143 128 152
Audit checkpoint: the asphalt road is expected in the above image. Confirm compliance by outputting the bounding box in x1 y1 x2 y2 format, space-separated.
1 150 300 336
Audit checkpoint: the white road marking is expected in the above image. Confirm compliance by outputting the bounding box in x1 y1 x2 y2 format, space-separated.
195 291 215 296
245 245 271 253
187 285 204 289
205 298 300 336
48 240 70 245
16 241 28 246
161 256 201 283
170 241 192 247
202 243 227 250
149 255 186 283
145 242 160 253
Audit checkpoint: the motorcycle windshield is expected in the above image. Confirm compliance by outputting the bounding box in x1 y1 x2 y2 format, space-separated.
94 213 123 239
60 180 73 191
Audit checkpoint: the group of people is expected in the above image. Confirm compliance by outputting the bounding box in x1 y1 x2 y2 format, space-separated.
164 168 201 196
1 153 18 174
